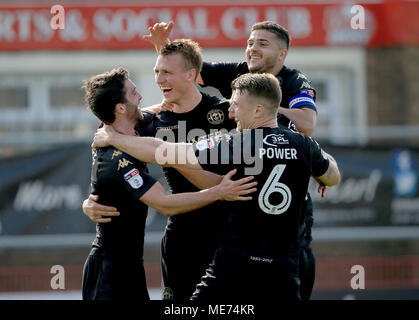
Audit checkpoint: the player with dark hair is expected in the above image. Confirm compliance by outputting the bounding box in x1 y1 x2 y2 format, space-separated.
145 20 321 299
82 40 240 301
81 67 256 301
91 72 340 300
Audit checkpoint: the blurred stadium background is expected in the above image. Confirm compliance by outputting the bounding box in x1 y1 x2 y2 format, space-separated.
0 0 418 300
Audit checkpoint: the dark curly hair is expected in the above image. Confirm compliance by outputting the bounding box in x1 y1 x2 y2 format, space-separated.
82 67 129 124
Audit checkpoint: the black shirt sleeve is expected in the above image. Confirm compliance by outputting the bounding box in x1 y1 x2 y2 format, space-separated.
136 111 157 137
305 136 330 177
285 71 317 113
200 61 249 99
111 153 158 200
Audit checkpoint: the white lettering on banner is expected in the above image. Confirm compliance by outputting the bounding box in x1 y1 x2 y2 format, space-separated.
114 9 139 41
287 8 312 38
13 181 82 211
33 10 54 42
59 10 86 41
176 9 218 39
0 11 15 41
324 5 375 45
0 10 54 42
221 8 258 40
17 11 31 41
265 7 312 38
309 169 382 204
93 8 166 41
93 8 217 42
136 8 172 35
93 9 114 41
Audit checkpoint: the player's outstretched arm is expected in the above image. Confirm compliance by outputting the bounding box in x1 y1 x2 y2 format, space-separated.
140 169 257 216
92 125 202 170
82 194 120 223
314 152 341 187
174 166 223 189
143 21 174 53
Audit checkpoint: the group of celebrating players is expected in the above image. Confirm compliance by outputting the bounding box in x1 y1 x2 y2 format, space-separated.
81 21 340 301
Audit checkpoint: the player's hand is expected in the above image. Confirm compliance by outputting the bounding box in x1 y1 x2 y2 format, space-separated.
218 169 257 201
92 125 116 149
143 21 174 52
159 99 174 112
317 182 328 198
82 194 120 223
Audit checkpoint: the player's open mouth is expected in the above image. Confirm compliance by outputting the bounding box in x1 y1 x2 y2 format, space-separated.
161 87 172 94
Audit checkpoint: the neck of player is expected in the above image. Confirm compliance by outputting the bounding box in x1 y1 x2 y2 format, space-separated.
112 117 137 136
254 116 278 129
172 86 203 114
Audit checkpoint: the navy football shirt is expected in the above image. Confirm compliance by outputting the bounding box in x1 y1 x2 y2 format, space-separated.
193 126 329 252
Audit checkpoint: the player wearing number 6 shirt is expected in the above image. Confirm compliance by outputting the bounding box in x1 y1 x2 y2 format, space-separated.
92 73 340 300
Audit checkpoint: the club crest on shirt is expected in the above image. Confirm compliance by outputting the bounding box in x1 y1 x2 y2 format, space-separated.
263 134 289 147
162 287 174 300
207 109 225 125
123 168 143 189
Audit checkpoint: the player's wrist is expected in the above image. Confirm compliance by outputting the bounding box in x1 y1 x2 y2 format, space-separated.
211 184 224 201
107 131 119 147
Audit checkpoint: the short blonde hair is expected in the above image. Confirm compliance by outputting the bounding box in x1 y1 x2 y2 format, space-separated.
160 39 203 80
231 73 282 114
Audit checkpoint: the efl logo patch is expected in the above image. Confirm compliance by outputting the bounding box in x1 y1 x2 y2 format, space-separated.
124 168 143 189
263 134 289 146
196 137 215 151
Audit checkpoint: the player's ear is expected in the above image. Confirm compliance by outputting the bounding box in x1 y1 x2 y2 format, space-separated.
255 104 265 117
279 48 288 62
186 68 196 82
115 103 126 114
